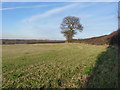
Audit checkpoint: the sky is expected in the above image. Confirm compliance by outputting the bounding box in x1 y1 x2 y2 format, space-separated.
1 2 118 40
1 0 119 2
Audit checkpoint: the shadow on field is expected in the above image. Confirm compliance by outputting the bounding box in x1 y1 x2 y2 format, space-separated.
83 46 119 88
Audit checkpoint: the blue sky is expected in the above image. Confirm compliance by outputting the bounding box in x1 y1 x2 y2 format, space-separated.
1 2 118 40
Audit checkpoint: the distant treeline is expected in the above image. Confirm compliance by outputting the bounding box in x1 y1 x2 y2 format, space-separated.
2 39 65 45
1 29 120 46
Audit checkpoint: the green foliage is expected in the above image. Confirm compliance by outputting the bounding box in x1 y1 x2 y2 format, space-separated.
84 46 118 88
2 43 118 88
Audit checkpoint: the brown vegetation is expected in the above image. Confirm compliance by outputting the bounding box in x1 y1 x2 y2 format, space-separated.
2 39 65 45
72 29 120 46
2 29 120 46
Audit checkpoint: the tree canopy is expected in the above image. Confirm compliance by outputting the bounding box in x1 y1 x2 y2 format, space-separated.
60 16 83 42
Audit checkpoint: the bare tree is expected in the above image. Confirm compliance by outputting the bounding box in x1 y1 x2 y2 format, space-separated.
60 16 83 42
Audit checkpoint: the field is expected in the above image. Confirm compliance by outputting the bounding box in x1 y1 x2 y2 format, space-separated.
2 43 118 88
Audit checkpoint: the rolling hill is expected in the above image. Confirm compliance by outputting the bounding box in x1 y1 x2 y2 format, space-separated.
72 29 120 46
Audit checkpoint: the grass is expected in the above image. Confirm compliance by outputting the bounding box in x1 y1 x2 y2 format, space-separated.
2 43 118 88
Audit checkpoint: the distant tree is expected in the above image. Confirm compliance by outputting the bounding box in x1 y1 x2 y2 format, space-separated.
60 16 83 42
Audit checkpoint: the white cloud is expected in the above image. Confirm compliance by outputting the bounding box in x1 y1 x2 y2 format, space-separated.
23 3 80 23
22 3 97 23
0 4 57 11
2 2 117 40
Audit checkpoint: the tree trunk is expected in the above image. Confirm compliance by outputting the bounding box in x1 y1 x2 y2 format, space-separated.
67 35 72 43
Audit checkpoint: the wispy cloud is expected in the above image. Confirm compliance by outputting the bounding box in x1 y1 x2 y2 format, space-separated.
22 3 96 23
0 4 58 11
22 3 80 23
2 2 117 40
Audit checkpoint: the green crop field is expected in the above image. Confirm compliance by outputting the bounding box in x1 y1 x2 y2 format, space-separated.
2 43 118 88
